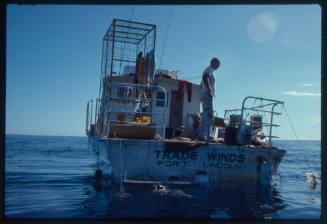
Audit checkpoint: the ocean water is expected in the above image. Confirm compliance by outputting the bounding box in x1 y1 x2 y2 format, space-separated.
5 135 321 219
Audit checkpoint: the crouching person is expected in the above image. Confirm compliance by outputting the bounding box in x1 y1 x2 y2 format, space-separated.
190 113 201 140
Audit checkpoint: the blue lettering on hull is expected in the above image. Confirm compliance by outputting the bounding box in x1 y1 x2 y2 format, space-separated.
154 150 246 169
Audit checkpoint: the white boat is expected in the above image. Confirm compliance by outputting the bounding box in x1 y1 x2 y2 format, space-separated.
85 19 286 187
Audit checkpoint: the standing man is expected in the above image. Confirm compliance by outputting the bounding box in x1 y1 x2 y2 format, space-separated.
200 57 220 141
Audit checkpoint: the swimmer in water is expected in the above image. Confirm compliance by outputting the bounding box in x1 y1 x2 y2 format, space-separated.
305 172 319 190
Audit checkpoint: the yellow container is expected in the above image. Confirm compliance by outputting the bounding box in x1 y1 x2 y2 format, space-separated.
133 115 151 124
109 124 155 139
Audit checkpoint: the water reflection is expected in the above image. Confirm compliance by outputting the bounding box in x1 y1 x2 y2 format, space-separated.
81 181 287 219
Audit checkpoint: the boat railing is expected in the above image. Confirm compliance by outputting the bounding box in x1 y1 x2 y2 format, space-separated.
224 96 284 145
94 82 168 139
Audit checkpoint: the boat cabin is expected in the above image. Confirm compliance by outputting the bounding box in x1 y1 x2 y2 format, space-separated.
96 69 202 139
85 18 284 147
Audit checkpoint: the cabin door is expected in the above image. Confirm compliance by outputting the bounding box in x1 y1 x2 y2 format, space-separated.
169 90 183 128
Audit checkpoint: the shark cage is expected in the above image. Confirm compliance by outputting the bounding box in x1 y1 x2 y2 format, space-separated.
86 19 161 138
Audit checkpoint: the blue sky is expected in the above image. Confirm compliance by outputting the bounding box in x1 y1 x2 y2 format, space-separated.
6 5 321 140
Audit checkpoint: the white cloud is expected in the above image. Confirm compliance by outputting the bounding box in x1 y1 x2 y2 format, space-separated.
247 12 279 42
282 90 321 97
301 83 316 87
280 31 299 46
308 117 321 125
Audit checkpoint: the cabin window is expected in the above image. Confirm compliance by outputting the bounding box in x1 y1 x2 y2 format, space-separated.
156 91 168 107
117 87 125 97
117 87 134 97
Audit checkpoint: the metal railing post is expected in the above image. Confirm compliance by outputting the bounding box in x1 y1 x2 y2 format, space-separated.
85 102 89 134
90 99 94 127
268 104 276 144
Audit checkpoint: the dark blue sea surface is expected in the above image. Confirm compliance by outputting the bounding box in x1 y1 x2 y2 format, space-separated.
5 135 321 219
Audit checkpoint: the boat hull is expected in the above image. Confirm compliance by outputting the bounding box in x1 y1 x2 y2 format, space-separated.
89 137 286 185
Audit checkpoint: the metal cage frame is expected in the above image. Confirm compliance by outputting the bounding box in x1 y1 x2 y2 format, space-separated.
224 96 284 145
99 19 156 101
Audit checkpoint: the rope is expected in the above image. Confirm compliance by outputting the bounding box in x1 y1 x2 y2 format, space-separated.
283 105 304 150
124 145 127 182
176 74 202 82
159 6 173 69
183 75 202 81
119 140 124 194
118 6 135 76
96 144 100 170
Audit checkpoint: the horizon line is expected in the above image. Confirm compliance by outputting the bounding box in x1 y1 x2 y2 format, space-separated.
5 133 321 141
5 133 86 138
